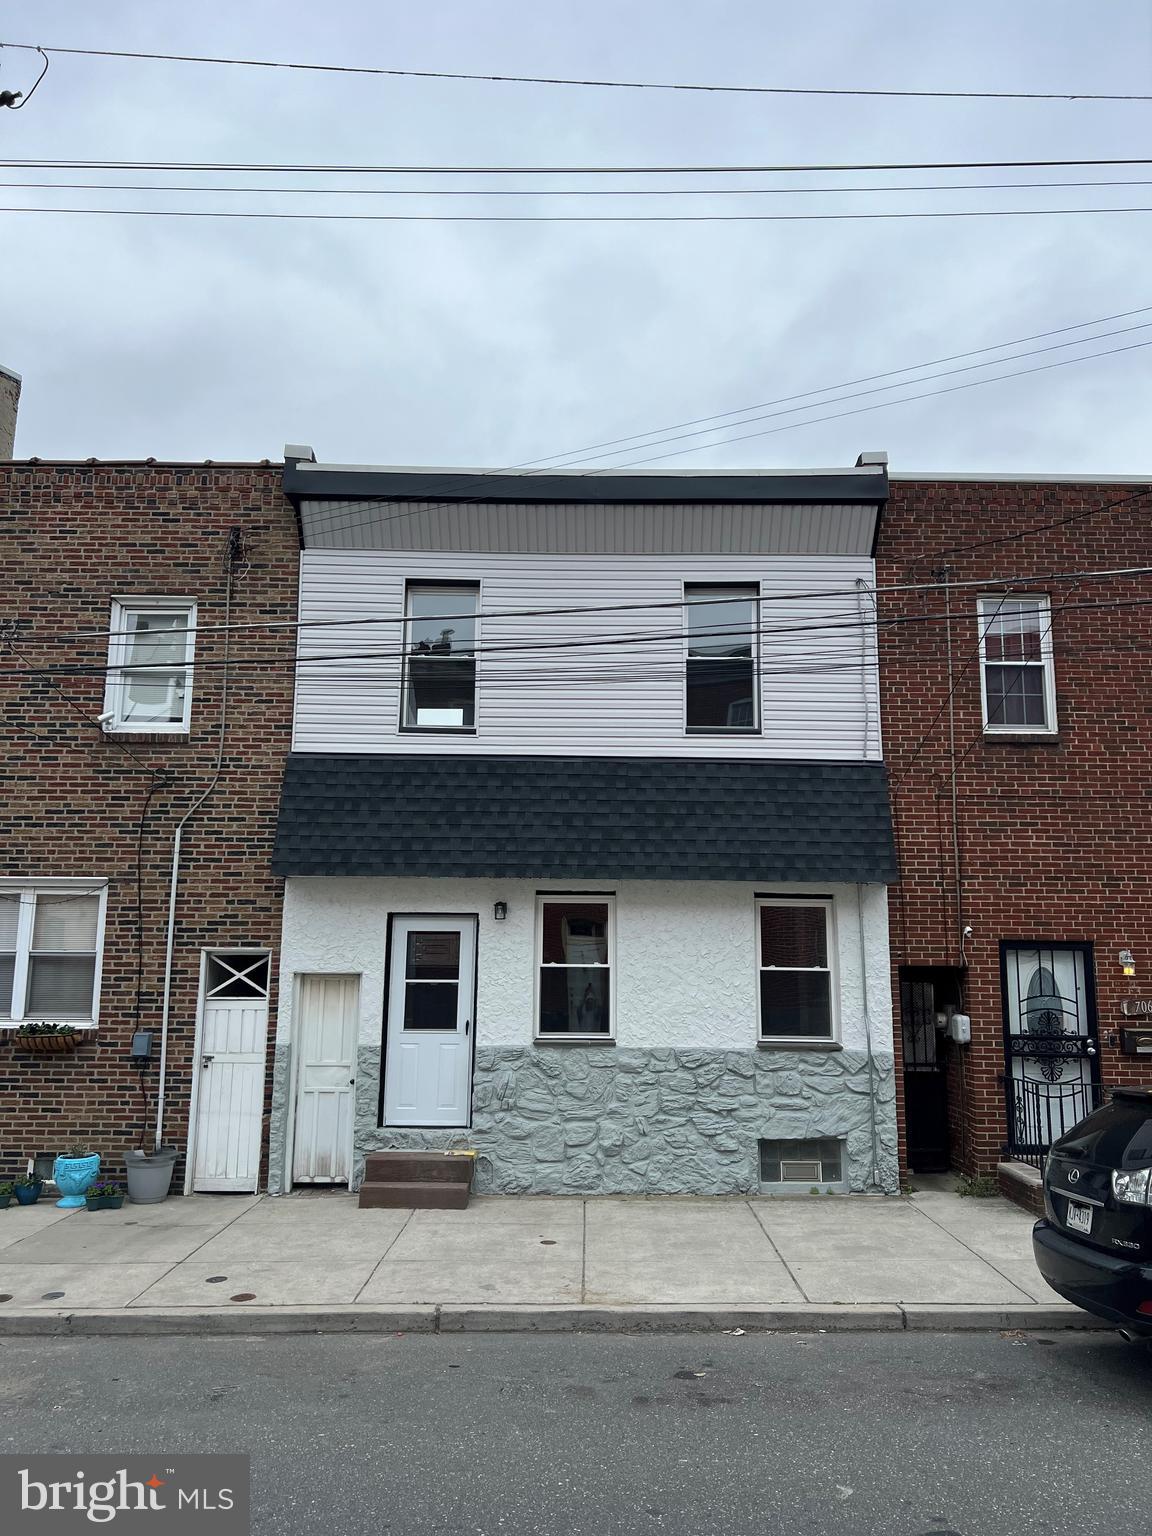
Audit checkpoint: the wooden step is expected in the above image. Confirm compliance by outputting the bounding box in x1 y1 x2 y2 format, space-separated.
358 1179 470 1210
363 1151 475 1184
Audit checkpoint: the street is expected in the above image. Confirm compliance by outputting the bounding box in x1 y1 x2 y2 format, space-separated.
0 1331 1147 1535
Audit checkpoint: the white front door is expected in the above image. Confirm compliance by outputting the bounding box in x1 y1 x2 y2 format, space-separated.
192 952 270 1193
383 916 476 1127
292 974 358 1184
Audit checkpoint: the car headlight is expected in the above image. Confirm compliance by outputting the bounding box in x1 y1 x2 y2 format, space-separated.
1111 1167 1152 1205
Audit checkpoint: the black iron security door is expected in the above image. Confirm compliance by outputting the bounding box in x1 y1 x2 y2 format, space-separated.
1001 942 1101 1159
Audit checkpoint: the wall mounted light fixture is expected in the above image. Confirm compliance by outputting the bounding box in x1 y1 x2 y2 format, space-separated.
494 901 508 921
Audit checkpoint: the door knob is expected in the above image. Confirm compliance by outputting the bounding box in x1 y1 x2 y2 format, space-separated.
201 1054 214 1067
1086 1039 1098 1056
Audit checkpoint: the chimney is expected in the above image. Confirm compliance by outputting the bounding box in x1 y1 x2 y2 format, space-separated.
0 364 21 458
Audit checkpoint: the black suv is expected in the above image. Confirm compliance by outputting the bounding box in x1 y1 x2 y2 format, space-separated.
1034 1088 1152 1335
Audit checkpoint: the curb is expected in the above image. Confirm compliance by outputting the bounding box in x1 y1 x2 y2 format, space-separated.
0 1302 1107 1336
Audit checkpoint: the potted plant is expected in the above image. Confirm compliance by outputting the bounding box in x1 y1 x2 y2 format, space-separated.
14 1175 43 1205
84 1180 125 1212
0 1182 14 1210
124 1145 178 1204
53 1141 101 1209
12 1022 86 1054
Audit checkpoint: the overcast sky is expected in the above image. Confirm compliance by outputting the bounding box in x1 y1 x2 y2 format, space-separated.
2 2 1151 473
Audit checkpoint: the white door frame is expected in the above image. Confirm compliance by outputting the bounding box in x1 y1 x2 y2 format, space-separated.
184 947 272 1196
290 972 359 1185
382 913 477 1128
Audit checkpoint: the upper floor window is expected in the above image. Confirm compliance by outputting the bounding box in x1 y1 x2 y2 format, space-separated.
978 595 1056 734
685 584 759 733
402 582 479 731
103 598 196 733
0 884 106 1025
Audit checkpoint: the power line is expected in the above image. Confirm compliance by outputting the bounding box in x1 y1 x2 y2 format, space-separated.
2 40 1149 102
7 156 1152 175
8 177 1152 198
23 559 1152 650
593 337 1152 469
7 203 1152 224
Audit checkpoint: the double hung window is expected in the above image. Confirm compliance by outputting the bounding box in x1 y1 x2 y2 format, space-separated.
402 583 479 730
757 899 836 1041
685 584 759 732
104 598 196 732
0 885 105 1025
536 897 614 1037
978 595 1056 733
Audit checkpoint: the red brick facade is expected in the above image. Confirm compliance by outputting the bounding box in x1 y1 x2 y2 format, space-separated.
878 476 1152 1178
0 462 298 1187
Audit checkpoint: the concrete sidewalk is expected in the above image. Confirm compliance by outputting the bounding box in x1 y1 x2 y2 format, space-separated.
0 1188 1100 1335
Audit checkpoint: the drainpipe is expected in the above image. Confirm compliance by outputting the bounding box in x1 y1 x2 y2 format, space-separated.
154 536 238 1149
857 882 883 1191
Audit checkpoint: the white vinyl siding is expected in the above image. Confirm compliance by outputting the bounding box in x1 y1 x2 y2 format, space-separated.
293 551 881 759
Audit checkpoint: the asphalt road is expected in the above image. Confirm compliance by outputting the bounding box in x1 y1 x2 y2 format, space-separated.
0 1330 1148 1535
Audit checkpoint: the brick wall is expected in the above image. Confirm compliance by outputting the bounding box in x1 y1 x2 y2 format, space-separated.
878 476 1152 1176
0 462 298 1187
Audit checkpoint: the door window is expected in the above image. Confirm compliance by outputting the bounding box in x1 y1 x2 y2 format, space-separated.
402 930 462 1030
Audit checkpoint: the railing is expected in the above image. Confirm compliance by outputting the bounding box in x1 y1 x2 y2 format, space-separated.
1001 1076 1109 1169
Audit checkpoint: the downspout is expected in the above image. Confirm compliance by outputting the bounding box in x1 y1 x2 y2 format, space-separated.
854 579 883 1190
940 566 964 963
154 533 239 1149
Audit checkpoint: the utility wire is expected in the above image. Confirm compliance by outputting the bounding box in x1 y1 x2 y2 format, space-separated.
1 40 1148 101
7 156 1152 174
27 556 1152 649
6 203 1152 224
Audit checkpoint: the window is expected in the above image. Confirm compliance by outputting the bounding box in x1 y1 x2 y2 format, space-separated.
536 897 613 1037
0 885 106 1025
685 584 759 732
757 899 836 1041
978 595 1056 734
205 952 270 1000
104 598 196 733
402 583 479 730
759 1138 844 1190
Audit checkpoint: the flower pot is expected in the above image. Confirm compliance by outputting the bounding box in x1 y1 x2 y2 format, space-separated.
124 1147 178 1204
54 1153 101 1209
16 1032 84 1054
14 1182 42 1206
85 1194 125 1211
0 1195 11 1209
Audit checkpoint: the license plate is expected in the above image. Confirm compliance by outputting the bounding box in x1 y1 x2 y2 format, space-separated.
1065 1200 1093 1235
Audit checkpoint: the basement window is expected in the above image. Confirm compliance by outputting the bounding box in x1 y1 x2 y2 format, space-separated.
759 1138 845 1193
104 598 196 733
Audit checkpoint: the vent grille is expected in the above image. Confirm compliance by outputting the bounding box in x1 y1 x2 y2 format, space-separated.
760 1138 844 1188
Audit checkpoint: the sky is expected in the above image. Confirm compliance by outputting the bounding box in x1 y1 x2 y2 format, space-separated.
1 1 1151 473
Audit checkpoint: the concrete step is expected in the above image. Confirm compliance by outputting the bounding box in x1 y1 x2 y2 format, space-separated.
358 1180 471 1210
363 1151 475 1184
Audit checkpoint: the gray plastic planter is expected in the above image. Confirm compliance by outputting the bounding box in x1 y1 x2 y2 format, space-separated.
125 1147 178 1204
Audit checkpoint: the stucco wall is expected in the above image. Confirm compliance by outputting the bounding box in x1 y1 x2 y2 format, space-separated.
271 876 897 1194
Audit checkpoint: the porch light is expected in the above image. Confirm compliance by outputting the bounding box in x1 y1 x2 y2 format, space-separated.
494 901 508 921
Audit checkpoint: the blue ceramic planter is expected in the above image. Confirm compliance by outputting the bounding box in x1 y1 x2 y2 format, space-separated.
54 1154 101 1209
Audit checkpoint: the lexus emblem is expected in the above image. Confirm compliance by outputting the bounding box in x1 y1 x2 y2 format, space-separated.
1068 1168 1081 1183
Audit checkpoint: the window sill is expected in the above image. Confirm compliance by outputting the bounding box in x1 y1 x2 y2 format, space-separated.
980 732 1061 747
534 1036 616 1047
684 728 761 737
398 727 478 737
757 1039 843 1052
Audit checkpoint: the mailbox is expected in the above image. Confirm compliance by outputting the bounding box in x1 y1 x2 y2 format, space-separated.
1119 1027 1152 1056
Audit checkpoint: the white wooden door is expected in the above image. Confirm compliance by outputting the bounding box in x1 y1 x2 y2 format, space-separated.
293 974 358 1183
192 953 270 1193
383 917 476 1127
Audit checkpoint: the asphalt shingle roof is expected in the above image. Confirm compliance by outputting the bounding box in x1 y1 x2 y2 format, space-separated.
272 755 897 884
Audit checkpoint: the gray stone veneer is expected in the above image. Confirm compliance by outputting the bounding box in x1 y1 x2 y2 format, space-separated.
345 1045 899 1196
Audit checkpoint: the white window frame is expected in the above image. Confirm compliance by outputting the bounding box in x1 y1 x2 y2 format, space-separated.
400 580 481 734
756 897 839 1044
103 596 197 734
977 593 1057 736
0 879 108 1027
682 581 762 735
534 894 616 1041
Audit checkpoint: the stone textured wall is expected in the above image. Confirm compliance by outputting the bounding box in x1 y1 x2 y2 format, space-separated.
0 368 19 458
351 1045 899 1195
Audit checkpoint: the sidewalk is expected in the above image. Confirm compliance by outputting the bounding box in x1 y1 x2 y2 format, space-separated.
0 1188 1102 1335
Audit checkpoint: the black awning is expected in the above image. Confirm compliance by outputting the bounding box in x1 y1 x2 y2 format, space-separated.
273 755 897 884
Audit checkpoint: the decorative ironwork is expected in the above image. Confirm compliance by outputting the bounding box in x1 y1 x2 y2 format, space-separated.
1003 1075 1109 1168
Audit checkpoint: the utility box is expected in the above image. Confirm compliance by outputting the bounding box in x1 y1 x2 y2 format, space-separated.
948 1013 972 1045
